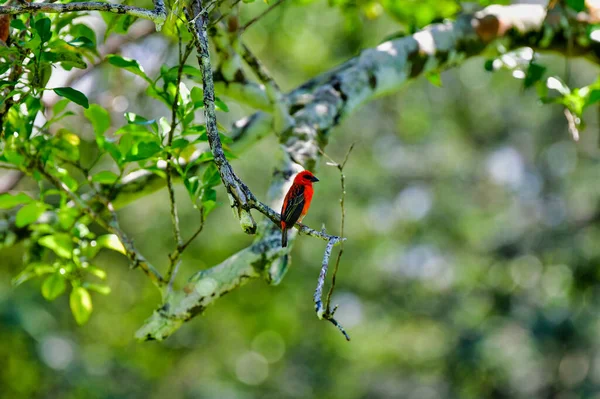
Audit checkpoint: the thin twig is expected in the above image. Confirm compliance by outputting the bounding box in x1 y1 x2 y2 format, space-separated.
165 38 194 294
324 144 354 312
239 0 286 33
311 144 354 342
0 0 167 28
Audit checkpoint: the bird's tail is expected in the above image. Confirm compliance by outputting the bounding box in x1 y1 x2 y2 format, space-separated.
281 228 288 247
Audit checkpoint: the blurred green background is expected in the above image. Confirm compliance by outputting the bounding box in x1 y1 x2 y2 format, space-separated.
3 1 600 398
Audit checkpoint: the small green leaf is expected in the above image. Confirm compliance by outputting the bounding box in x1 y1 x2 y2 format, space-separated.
215 97 229 112
202 163 221 187
91 170 119 184
53 87 89 109
84 104 111 140
12 263 55 286
182 125 207 136
39 233 73 259
106 55 151 82
53 98 70 115
85 265 107 279
95 234 126 255
202 187 217 215
124 112 156 126
52 129 80 161
70 287 93 325
42 273 66 300
15 202 47 227
67 36 95 48
184 176 200 201
425 72 442 88
10 19 27 31
83 283 111 295
0 193 32 209
34 17 52 43
524 62 546 89
567 0 585 12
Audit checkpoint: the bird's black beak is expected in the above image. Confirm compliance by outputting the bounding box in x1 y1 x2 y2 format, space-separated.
310 176 319 182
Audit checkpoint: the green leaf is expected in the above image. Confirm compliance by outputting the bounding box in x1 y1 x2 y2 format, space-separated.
45 51 87 69
215 97 230 112
12 263 55 286
95 234 126 255
184 176 200 202
182 125 207 136
202 163 221 187
84 104 111 138
567 0 585 12
15 202 48 227
34 17 52 43
202 187 217 214
0 80 17 89
52 129 80 161
85 265 107 279
585 89 600 107
42 273 67 301
91 170 119 184
106 55 151 82
10 19 27 31
425 72 442 88
124 112 156 126
39 233 73 259
70 287 93 325
190 87 204 108
119 132 162 163
0 193 32 209
524 62 546 89
68 36 95 48
53 87 89 109
69 24 97 50
53 98 70 115
83 282 111 295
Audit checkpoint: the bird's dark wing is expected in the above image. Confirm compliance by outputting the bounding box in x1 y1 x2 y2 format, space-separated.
282 185 305 226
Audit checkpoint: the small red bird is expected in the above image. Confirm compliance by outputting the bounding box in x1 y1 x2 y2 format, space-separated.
280 170 319 247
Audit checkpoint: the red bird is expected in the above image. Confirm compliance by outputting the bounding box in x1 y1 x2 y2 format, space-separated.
280 170 319 247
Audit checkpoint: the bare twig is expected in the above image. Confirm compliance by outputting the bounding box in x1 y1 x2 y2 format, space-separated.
564 107 580 141
313 144 355 341
0 0 168 29
239 0 285 33
323 144 354 310
165 38 195 294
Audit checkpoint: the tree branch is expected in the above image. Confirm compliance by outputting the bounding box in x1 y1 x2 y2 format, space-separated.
0 0 168 29
186 0 258 234
137 2 600 340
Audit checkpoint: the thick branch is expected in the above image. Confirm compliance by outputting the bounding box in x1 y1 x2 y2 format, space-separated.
137 2 600 340
0 0 167 29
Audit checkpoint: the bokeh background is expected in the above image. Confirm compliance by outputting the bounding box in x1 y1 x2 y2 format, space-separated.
3 0 600 398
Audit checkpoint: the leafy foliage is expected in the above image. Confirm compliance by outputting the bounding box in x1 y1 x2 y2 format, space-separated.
0 10 231 324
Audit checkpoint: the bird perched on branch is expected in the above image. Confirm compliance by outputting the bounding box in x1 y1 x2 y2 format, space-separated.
280 170 319 247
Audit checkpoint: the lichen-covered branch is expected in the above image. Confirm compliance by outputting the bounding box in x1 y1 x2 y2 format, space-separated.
186 0 258 234
0 0 168 30
232 3 600 161
134 2 600 340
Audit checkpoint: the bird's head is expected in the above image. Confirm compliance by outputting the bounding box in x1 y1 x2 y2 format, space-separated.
293 170 319 185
